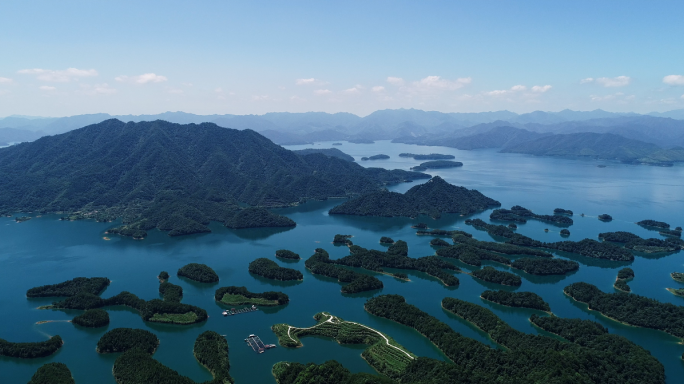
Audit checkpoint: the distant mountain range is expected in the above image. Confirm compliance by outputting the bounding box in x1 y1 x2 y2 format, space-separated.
0 120 427 236
2 108 684 165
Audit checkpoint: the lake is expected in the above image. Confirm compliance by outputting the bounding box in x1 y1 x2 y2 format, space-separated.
1 140 683 383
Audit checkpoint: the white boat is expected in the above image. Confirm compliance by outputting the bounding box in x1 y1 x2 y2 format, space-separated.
222 310 228 316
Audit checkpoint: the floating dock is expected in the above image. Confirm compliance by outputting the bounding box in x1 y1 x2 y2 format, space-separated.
245 334 276 353
223 305 258 316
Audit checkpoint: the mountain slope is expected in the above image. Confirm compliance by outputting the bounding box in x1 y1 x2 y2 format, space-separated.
0 119 427 236
502 132 684 164
329 176 500 218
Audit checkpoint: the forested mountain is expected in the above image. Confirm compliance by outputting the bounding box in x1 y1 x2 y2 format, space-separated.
502 132 684 165
0 119 426 236
329 176 500 218
292 148 354 162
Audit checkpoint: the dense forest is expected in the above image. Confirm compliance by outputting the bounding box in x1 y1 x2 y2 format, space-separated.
177 263 219 283
471 266 521 286
332 240 460 286
637 219 670 229
305 248 384 293
214 286 289 306
72 308 110 327
452 234 551 257
618 267 635 280
429 238 450 247
435 243 511 267
410 160 463 171
490 205 574 226
380 236 395 244
193 331 233 384
97 328 159 354
159 281 183 302
363 294 664 384
564 282 684 338
275 249 300 260
272 360 396 384
248 258 303 281
333 234 353 244
598 214 613 222
672 272 684 283
510 257 579 275
329 176 500 218
481 290 551 311
399 153 455 160
0 119 427 237
0 335 63 358
599 231 684 253
529 315 608 342
27 277 110 297
159 271 170 282
544 239 634 261
28 363 75 384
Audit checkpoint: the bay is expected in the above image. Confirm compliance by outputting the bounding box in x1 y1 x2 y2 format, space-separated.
1 140 683 383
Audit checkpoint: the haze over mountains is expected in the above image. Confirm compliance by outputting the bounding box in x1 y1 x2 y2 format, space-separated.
2 108 684 165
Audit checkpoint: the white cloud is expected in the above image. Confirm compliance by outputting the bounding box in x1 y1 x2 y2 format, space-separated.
663 75 684 85
531 85 552 93
314 89 332 95
93 83 116 94
115 73 167 84
0 77 12 83
296 78 328 86
414 76 471 90
595 76 631 87
486 90 508 96
18 68 97 82
167 88 183 94
342 87 360 95
39 85 56 91
510 85 527 91
372 86 385 92
580 78 594 84
386 77 405 85
252 95 270 101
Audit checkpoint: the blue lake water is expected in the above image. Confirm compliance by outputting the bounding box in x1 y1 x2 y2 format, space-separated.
1 140 683 383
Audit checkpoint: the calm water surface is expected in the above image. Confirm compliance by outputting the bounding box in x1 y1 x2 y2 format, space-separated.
1 141 683 383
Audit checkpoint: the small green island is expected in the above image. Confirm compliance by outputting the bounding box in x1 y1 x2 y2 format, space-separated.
399 153 455 160
333 234 353 244
672 272 684 283
305 248 384 293
361 154 390 161
112 330 233 384
560 228 570 236
554 208 573 215
177 263 219 283
471 266 522 286
28 362 75 384
225 207 296 229
27 276 110 298
416 228 471 237
410 160 463 171
215 286 289 306
598 214 613 222
544 238 634 261
15 216 32 222
564 282 684 339
660 227 683 238
275 249 301 260
329 176 500 218
158 271 169 282
380 236 395 244
599 231 683 253
480 290 550 312
272 311 416 380
249 258 303 281
72 308 109 327
511 257 579 276
637 219 670 229
491 205 574 226
97 328 159 354
429 238 450 247
35 275 208 325
436 243 511 267
452 233 551 257
614 267 634 292
0 335 63 358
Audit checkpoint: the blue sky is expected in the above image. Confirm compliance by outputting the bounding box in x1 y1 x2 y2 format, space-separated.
1 0 683 117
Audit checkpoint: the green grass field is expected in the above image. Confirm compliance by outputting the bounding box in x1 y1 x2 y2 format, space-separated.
149 312 199 324
220 294 278 306
272 312 415 379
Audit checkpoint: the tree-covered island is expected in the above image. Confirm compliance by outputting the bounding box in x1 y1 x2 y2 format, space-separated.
0 335 63 358
599 231 684 253
215 286 289 306
614 267 634 292
275 249 301 260
480 290 551 311
248 258 303 281
329 176 500 218
491 205 574 226
399 153 455 160
177 263 219 283
97 328 160 354
471 266 522 286
305 248 384 293
598 214 613 222
637 219 670 229
72 308 110 327
28 363 75 384
361 154 390 161
27 277 110 298
410 160 463 171
511 257 579 275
